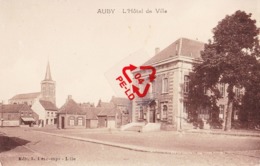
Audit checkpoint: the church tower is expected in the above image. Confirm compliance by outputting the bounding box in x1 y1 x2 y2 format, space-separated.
41 61 56 104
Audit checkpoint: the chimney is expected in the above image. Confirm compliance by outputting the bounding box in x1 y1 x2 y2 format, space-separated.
155 47 160 55
67 95 72 101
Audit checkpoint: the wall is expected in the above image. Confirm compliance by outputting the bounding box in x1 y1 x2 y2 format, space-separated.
0 112 20 126
31 100 46 121
45 110 57 125
90 119 98 128
58 114 86 129
107 116 116 128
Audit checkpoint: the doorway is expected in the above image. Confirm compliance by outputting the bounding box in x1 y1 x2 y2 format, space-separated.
61 117 65 129
149 102 156 123
86 119 90 128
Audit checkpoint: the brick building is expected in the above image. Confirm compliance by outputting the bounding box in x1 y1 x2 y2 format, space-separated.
0 103 39 127
131 37 204 130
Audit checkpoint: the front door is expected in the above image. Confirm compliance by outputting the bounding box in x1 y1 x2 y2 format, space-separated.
61 117 65 129
149 104 156 123
86 119 90 128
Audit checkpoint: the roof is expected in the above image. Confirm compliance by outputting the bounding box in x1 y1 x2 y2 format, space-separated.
81 107 98 120
143 38 205 65
0 104 34 113
78 102 95 109
110 96 131 106
44 61 52 81
97 101 115 109
97 108 120 117
58 99 85 115
39 100 58 111
9 92 41 100
21 117 35 122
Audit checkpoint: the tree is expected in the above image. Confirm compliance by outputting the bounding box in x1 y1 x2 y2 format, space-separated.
240 60 260 128
188 10 260 131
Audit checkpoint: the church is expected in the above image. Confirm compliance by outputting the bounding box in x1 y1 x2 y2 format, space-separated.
9 62 58 127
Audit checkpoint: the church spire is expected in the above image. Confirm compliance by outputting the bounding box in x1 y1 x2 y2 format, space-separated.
44 61 52 80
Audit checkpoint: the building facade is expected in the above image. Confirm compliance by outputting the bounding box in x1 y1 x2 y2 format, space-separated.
110 96 132 125
132 38 204 130
57 96 87 129
0 104 39 127
31 100 58 127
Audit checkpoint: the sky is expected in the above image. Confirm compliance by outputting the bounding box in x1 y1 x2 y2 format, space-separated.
0 0 259 107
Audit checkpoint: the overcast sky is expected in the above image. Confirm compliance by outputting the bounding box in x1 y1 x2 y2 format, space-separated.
0 0 259 107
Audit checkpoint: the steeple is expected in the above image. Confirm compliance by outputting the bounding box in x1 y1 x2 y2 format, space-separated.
44 61 52 80
41 61 56 105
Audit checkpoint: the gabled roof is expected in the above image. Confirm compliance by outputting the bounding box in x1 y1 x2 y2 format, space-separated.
110 96 131 106
143 38 205 65
10 92 41 100
39 100 58 111
0 104 33 113
58 99 85 115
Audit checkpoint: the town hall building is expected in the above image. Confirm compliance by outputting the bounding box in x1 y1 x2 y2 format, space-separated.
131 37 205 131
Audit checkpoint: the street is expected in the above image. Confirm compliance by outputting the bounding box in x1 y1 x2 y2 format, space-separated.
0 127 260 166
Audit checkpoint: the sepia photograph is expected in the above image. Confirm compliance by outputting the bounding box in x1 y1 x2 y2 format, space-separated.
0 0 260 165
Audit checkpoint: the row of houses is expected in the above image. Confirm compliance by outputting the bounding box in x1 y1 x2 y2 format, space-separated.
57 95 131 129
1 61 131 129
1 37 246 131
0 95 131 129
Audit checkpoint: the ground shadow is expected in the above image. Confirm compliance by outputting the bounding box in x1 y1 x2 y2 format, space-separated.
0 134 30 153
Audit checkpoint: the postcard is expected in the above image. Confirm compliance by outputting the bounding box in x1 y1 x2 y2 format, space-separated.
0 0 259 166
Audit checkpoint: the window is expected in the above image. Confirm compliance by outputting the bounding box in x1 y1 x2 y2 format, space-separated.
78 117 83 126
47 112 50 117
161 105 167 120
219 105 225 119
51 112 53 117
139 106 144 119
234 110 239 120
184 76 190 93
183 102 188 119
21 112 24 116
235 87 243 98
8 114 11 120
149 82 153 93
69 117 75 126
219 83 225 97
29 113 32 117
162 78 169 93
203 87 207 94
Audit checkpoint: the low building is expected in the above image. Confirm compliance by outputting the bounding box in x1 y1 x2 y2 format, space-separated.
81 107 98 128
110 96 132 125
96 107 121 128
0 104 39 127
31 100 58 127
57 96 86 129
